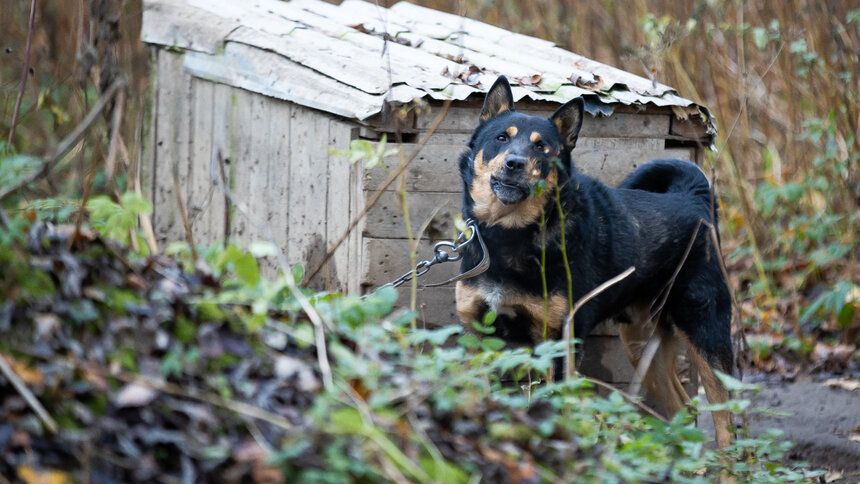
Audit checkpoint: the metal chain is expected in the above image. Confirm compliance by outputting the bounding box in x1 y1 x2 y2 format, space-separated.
388 220 481 288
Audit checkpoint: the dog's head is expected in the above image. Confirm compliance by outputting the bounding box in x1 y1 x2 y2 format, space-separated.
459 76 584 228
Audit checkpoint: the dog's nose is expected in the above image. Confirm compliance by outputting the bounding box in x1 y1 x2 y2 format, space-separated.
505 157 526 172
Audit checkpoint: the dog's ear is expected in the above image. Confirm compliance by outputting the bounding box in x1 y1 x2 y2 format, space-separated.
480 76 515 121
550 97 584 150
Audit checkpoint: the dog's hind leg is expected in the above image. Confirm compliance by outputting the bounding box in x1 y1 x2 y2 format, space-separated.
618 307 689 418
686 342 733 449
669 276 735 448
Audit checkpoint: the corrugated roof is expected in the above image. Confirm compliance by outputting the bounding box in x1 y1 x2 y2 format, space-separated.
141 0 714 135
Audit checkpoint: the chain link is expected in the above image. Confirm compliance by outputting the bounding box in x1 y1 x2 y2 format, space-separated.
388 220 480 288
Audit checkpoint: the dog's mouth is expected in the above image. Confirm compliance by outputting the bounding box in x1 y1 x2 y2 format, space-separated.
490 177 530 204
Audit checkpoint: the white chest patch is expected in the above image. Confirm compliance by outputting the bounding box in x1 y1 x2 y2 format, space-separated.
482 283 506 312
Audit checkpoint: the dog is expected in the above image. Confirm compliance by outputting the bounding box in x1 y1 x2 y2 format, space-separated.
455 76 735 448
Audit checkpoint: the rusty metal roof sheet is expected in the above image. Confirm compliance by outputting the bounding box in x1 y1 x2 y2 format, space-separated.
141 0 714 134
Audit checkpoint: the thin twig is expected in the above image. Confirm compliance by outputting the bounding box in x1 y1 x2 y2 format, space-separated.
305 100 452 283
563 266 636 380
210 147 334 392
172 162 199 261
7 0 37 145
213 149 232 246
124 134 159 254
105 84 126 182
71 144 100 250
111 371 293 430
582 375 668 423
0 353 59 434
627 334 661 398
0 79 127 202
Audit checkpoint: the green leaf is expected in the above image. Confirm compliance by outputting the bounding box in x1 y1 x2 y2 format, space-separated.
714 370 760 392
120 191 152 215
470 321 496 334
837 303 856 328
419 455 469 484
164 241 191 256
482 310 497 325
480 337 506 352
290 263 304 284
330 407 364 433
457 334 480 349
752 27 767 50
234 252 260 286
408 325 462 345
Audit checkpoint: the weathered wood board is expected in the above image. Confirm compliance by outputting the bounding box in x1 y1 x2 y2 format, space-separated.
146 57 356 291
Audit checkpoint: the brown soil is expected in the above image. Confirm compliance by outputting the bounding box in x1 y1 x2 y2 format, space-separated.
702 378 860 482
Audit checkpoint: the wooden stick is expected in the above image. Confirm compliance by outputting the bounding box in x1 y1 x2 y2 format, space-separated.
563 266 636 380
173 162 199 261
105 85 127 182
112 371 293 430
0 79 127 202
583 375 668 423
0 353 58 434
6 0 36 145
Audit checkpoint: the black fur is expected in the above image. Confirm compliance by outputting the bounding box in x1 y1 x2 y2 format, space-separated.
456 76 733 375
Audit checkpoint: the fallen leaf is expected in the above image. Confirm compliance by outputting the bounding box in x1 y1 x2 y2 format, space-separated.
824 470 844 482
823 378 860 391
571 73 603 89
16 466 71 484
115 382 158 407
34 313 60 341
4 355 44 386
512 74 541 86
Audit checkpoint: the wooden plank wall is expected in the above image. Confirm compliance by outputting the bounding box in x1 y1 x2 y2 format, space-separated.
145 50 355 292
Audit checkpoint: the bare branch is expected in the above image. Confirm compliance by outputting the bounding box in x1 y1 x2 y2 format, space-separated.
6 0 36 145
563 266 636 380
0 79 127 202
0 353 58 434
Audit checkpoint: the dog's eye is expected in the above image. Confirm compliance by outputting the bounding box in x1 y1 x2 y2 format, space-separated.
496 134 508 142
533 140 545 150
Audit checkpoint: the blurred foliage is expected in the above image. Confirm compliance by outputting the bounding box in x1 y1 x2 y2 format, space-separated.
0 202 824 481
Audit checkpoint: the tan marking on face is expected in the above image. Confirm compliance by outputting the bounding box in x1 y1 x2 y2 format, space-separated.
469 150 561 229
456 281 485 331
529 131 541 143
506 126 518 137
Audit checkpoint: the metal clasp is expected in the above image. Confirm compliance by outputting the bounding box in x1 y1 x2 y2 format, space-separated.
387 219 490 288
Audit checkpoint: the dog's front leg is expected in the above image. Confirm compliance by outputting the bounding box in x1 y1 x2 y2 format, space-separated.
455 281 485 331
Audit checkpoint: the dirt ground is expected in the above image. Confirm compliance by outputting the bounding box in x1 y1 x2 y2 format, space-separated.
700 377 860 482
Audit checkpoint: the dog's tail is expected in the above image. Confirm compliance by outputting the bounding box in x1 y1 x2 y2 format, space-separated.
620 159 711 200
621 158 720 234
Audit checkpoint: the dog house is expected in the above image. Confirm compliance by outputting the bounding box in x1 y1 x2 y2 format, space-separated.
140 0 715 394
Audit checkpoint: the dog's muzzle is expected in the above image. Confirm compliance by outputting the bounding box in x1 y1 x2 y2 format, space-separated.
490 176 529 204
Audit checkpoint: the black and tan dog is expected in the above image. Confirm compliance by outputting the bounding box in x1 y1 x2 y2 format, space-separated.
455 76 734 447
